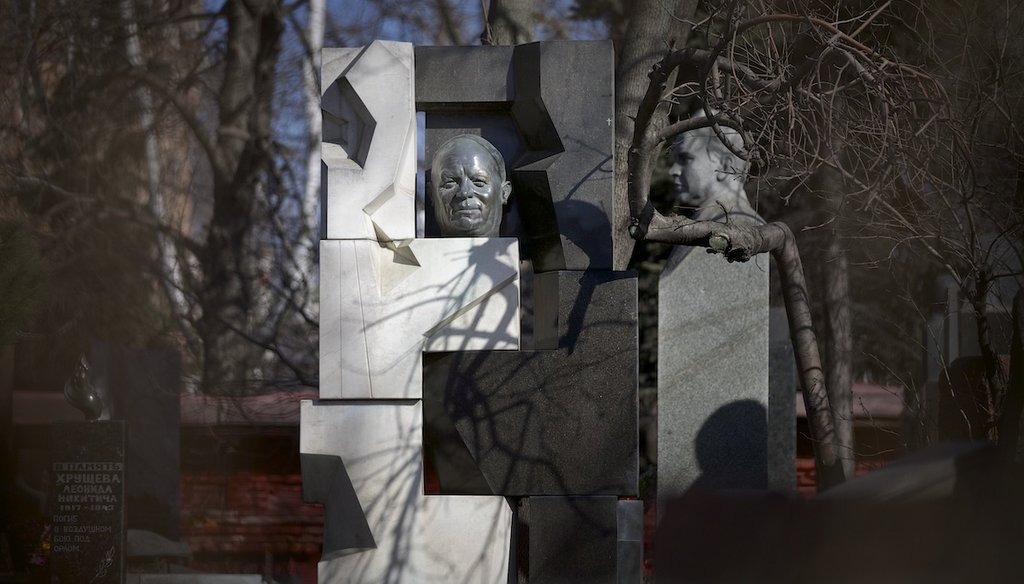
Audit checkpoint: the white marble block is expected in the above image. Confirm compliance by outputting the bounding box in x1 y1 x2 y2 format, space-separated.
300 400 512 583
319 238 520 399
322 41 416 241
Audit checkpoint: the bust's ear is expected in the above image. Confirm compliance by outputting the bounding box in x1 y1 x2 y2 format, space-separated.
501 181 512 204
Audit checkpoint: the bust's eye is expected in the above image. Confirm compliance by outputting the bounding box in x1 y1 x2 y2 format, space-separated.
441 179 457 188
472 179 488 187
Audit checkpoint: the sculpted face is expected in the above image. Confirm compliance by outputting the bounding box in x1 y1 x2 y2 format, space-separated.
667 118 753 222
669 132 741 210
430 136 511 237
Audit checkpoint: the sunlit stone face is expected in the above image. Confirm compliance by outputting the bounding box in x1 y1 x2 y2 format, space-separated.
430 136 511 237
669 133 735 210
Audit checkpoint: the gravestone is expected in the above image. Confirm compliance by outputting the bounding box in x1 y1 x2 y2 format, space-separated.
658 118 786 510
417 41 639 582
49 421 125 584
303 39 637 583
303 41 517 583
658 247 771 500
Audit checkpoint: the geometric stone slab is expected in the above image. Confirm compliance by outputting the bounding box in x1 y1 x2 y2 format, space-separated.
658 246 771 508
518 496 618 584
617 500 643 584
300 400 512 583
416 42 617 271
300 453 375 556
50 421 126 584
323 41 415 241
319 237 520 399
424 270 637 496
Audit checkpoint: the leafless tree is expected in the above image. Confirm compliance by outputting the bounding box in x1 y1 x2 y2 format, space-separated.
619 0 969 489
1 1 324 394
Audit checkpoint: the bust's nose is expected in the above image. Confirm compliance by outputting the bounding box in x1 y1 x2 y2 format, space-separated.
458 176 474 198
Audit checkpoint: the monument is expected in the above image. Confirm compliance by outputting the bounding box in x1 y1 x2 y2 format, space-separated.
303 42 518 583
303 39 641 583
658 113 793 509
50 357 126 584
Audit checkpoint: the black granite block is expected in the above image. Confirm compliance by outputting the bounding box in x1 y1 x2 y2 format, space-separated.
50 421 125 584
424 271 638 496
520 496 618 584
301 453 375 558
105 345 182 538
415 45 515 107
416 42 617 271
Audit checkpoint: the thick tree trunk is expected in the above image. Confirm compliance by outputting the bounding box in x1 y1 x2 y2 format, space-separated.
774 224 847 490
613 0 697 269
484 0 534 45
824 230 854 478
199 0 283 394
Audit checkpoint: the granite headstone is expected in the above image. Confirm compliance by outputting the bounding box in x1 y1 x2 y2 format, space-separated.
658 245 773 505
50 421 125 584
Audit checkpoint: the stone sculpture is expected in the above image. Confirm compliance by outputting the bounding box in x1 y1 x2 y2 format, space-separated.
668 112 759 224
306 40 641 583
321 42 416 241
416 41 618 270
658 111 793 513
305 41 518 583
430 134 511 237
63 355 102 421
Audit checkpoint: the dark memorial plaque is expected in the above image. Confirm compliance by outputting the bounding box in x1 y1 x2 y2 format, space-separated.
50 421 125 584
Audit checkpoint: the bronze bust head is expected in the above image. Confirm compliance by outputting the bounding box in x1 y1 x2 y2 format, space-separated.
430 134 511 237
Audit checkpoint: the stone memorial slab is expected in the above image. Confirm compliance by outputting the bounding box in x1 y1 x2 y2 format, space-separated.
658 246 771 505
322 41 416 241
50 421 125 584
416 42 619 271
424 270 638 496
319 237 520 399
518 496 618 584
299 400 512 583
